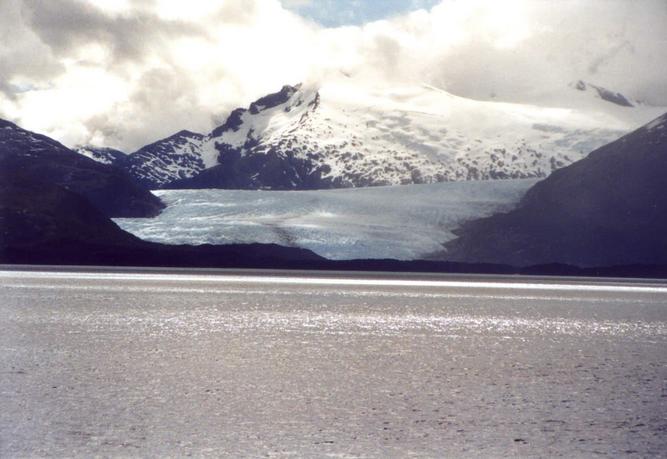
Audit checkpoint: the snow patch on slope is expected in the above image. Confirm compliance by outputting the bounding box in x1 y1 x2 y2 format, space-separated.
74 146 126 165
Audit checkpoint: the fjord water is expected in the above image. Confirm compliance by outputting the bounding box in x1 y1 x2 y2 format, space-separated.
1 270 666 457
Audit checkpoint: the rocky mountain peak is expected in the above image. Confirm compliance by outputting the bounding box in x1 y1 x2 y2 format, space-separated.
211 108 247 136
172 129 205 139
210 83 315 138
249 84 302 114
571 80 634 107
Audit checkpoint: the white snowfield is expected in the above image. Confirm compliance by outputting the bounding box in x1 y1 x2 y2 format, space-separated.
206 77 665 185
114 179 537 260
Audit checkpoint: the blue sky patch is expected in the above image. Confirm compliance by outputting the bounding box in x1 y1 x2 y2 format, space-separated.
281 0 440 27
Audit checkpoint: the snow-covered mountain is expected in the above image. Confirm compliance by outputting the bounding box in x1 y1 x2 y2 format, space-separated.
91 77 664 190
120 130 219 188
73 131 218 188
165 77 664 190
74 146 126 165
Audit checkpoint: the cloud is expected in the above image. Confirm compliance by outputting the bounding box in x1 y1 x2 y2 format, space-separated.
280 0 311 7
0 0 665 151
0 0 320 149
347 0 667 104
21 0 204 64
0 0 64 98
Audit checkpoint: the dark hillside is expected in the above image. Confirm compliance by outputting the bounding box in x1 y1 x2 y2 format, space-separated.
444 113 667 267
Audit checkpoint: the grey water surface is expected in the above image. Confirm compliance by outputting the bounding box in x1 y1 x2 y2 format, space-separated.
1 269 666 457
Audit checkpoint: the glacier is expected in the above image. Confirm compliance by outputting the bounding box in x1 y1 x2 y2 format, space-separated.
114 179 537 260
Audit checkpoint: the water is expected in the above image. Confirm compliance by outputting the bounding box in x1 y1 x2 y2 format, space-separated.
1 270 666 457
114 179 537 260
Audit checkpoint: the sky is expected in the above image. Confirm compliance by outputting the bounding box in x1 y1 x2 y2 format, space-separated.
0 0 666 151
281 0 441 27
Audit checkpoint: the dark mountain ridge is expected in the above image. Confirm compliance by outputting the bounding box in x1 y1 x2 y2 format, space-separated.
0 119 163 218
444 113 667 267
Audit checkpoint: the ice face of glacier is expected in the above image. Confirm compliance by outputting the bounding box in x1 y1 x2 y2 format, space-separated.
114 179 537 260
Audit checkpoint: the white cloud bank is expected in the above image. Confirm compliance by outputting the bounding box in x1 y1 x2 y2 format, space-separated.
0 0 665 151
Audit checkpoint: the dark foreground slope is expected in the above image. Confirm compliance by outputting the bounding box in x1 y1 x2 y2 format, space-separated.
1 179 140 248
445 113 667 267
0 119 163 217
0 179 325 268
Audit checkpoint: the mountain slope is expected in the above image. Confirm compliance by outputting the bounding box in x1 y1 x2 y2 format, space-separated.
0 119 164 217
165 78 663 190
443 113 667 267
0 178 140 249
121 130 219 188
